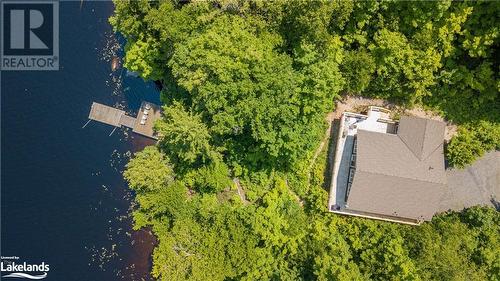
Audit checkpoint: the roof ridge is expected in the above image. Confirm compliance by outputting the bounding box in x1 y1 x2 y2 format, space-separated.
359 129 422 162
420 140 444 163
356 128 446 185
355 169 446 185
397 134 421 162
397 116 426 160
419 119 429 160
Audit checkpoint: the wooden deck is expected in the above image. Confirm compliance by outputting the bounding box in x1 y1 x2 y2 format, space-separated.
88 101 162 140
132 101 161 140
119 114 136 128
88 102 125 127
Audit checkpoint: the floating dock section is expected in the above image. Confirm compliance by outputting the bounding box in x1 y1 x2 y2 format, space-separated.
88 101 161 140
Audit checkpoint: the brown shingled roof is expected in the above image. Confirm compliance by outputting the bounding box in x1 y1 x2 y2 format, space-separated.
346 116 447 221
398 116 446 161
347 171 444 220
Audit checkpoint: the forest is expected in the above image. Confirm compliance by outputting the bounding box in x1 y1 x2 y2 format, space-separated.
111 1 499 280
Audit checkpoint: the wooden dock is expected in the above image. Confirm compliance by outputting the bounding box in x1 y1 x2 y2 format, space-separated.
89 102 125 127
88 101 161 140
119 114 136 128
132 101 162 139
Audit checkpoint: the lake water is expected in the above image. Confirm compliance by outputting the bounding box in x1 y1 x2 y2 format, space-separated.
1 2 158 280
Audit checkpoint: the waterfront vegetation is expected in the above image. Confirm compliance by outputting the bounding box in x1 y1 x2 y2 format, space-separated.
112 1 499 280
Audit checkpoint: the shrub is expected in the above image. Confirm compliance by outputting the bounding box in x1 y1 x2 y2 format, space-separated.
446 121 500 168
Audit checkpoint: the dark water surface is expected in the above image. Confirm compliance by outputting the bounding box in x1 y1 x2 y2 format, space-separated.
1 2 159 280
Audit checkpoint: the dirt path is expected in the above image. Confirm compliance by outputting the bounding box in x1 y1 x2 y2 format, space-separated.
308 111 336 172
233 178 249 205
284 179 304 207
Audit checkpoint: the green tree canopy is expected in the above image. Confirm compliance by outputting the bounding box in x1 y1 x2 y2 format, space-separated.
155 101 216 170
112 1 500 280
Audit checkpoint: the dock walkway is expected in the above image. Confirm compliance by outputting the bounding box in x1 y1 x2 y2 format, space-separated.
119 115 136 128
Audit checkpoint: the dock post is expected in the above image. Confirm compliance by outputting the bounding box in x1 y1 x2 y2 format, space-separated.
82 119 92 128
109 127 117 136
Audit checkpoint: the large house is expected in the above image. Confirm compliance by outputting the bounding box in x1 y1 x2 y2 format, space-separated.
328 106 446 225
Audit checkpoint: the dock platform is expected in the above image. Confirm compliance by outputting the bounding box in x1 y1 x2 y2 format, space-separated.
89 102 125 127
88 101 161 140
132 102 161 139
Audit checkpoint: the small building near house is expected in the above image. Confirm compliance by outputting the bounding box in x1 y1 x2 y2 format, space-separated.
328 106 446 225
